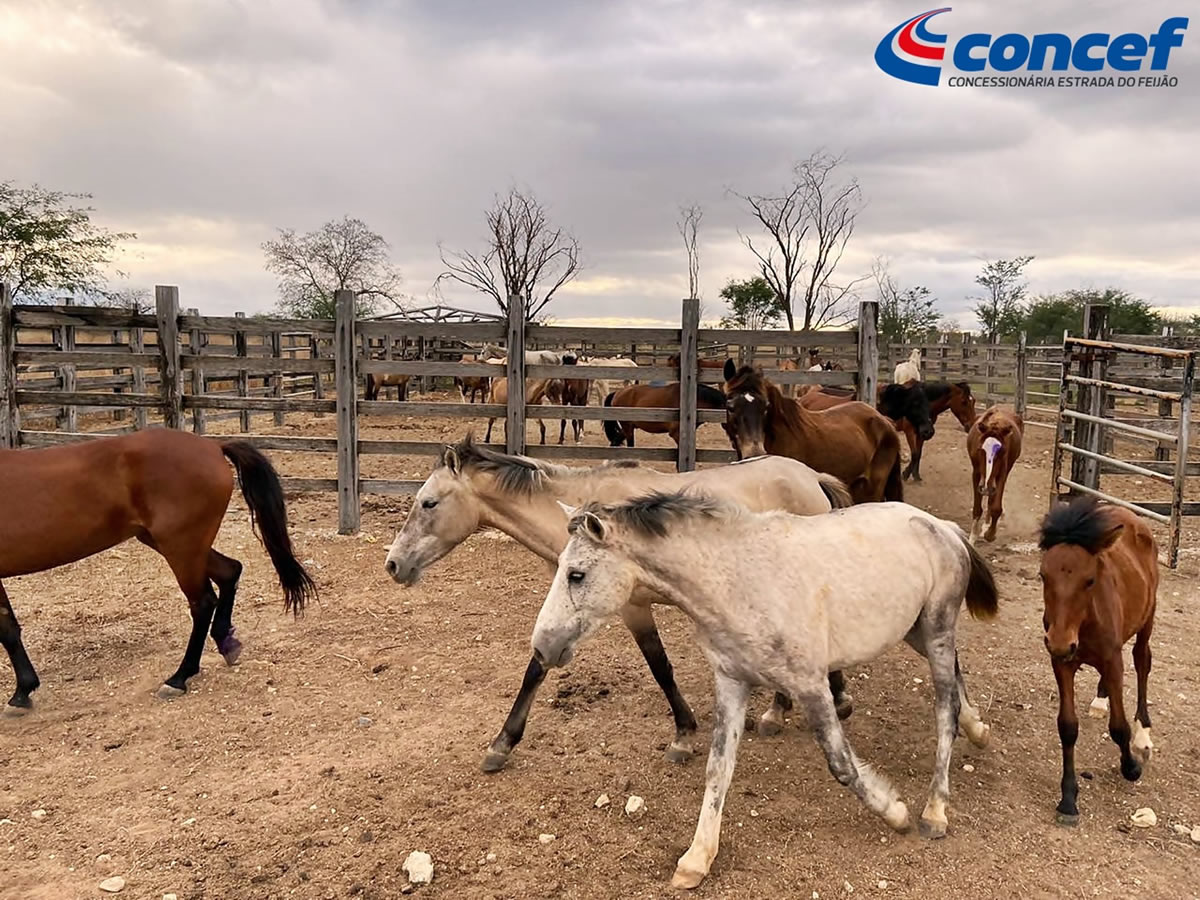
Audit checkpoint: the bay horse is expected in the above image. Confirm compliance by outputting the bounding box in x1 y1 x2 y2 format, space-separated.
384 436 863 771
798 384 855 410
533 493 998 888
454 353 495 403
602 382 727 447
722 361 903 504
1038 497 1158 825
897 382 978 482
0 429 316 712
967 405 1023 543
557 356 590 444
667 353 726 380
365 372 411 401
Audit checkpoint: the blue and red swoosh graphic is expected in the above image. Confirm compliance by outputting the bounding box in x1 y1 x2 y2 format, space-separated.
875 8 952 86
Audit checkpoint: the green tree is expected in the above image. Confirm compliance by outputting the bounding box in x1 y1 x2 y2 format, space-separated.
1021 287 1162 343
972 255 1033 340
0 181 135 302
718 276 782 329
873 258 940 344
1021 293 1078 344
263 216 402 319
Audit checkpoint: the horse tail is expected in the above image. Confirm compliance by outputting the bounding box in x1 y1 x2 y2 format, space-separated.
884 449 904 502
220 442 318 616
602 391 624 446
817 473 854 510
960 534 999 620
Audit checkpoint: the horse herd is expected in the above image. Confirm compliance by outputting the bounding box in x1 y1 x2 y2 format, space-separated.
0 350 1164 891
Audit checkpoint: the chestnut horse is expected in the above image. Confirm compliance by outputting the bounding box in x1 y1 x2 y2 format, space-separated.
967 406 1023 543
897 382 978 482
722 361 903 504
365 372 411 401
0 429 316 712
1039 498 1158 825
602 382 727 447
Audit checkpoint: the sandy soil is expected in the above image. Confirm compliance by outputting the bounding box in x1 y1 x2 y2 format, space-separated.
2 400 1199 900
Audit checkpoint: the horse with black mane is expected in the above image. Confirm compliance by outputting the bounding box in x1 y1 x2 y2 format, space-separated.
897 381 978 481
602 382 727 447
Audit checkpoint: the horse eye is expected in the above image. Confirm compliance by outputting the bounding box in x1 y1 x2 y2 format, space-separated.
1084 577 1095 588
422 498 439 510
568 569 585 584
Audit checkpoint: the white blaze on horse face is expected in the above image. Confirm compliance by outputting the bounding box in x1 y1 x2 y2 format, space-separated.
743 393 755 403
981 436 1002 491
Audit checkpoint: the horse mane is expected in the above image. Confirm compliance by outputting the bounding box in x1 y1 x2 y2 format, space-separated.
922 381 952 402
698 383 726 408
444 434 562 495
576 491 735 539
1039 497 1119 553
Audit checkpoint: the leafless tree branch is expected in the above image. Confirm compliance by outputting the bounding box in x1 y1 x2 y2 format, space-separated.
677 204 702 299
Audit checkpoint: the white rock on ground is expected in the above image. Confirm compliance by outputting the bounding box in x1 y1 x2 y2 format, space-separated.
1131 807 1157 828
98 877 126 893
594 793 610 809
30 809 46 820
402 851 434 884
538 833 556 844
625 795 646 817
1191 826 1200 844
1173 824 1191 836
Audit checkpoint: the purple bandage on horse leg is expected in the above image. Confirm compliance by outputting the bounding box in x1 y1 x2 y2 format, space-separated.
217 627 243 664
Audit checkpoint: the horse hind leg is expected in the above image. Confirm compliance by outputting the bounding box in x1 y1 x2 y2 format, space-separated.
207 550 244 666
762 672 852 734
145 534 220 698
0 581 40 715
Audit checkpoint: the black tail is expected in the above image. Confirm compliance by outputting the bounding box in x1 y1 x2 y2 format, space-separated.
960 535 999 620
884 451 904 502
602 391 624 446
817 474 854 510
221 442 318 616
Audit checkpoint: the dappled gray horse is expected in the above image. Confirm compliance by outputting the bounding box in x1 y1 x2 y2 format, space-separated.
533 494 998 889
384 436 855 772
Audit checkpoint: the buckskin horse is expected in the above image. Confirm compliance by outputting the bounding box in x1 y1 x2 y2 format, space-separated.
0 429 316 712
722 361 904 503
1038 497 1158 825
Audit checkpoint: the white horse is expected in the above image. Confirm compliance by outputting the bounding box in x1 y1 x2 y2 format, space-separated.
894 348 922 384
532 493 998 889
578 355 638 407
384 437 856 772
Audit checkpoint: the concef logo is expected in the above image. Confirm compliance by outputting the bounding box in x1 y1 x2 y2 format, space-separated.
875 9 1189 88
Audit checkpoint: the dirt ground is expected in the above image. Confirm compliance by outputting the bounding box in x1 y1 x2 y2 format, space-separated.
2 399 1200 900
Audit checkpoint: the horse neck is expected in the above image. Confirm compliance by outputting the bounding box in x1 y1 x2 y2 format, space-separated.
615 523 742 626
768 382 816 440
470 474 571 562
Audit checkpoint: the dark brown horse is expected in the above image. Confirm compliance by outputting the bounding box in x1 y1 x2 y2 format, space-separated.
667 353 726 378
365 372 411 401
967 405 1023 542
722 361 903 504
0 429 316 712
1039 498 1159 825
602 382 727 447
557 354 590 444
897 382 978 481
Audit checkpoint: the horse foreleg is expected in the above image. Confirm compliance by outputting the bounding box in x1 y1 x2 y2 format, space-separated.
623 604 697 761
969 457 985 543
1052 659 1081 824
672 673 749 890
0 581 40 715
485 418 495 443
901 423 920 480
762 669 852 734
481 656 547 772
206 550 244 666
983 469 1009 542
558 418 567 445
1131 623 1154 762
1101 653 1142 783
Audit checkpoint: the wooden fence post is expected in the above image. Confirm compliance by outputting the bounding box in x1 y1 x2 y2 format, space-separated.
335 290 360 534
155 286 183 429
678 298 699 472
0 283 17 448
187 307 206 434
310 332 325 413
1015 331 1028 417
505 294 527 455
856 301 879 403
235 311 250 432
271 329 285 426
58 296 77 432
130 322 147 430
1168 352 1194 567
1072 303 1109 489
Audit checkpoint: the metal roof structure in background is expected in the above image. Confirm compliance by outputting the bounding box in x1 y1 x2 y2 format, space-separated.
369 303 504 324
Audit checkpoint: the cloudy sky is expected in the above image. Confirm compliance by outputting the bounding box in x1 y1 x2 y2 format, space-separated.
2 0 1197 327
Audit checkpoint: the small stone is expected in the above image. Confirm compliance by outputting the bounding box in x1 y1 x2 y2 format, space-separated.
1172 824 1191 836
1131 807 1157 828
99 877 126 893
538 833 556 844
96 853 112 864
360 830 374 844
594 793 610 809
181 818 196 827
30 809 46 820
486 852 496 863
356 716 373 728
749 809 759 817
0 819 14 826
844 881 854 894
878 881 888 890
1191 826 1200 844
402 850 433 884
625 795 646 817
962 764 975 773
164 894 178 900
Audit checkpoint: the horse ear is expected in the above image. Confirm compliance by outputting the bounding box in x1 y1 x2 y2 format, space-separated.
1098 522 1124 550
556 501 578 518
582 512 608 543
442 446 461 474
723 358 736 381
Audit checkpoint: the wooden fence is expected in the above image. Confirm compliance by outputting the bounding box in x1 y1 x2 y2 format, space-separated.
0 284 880 533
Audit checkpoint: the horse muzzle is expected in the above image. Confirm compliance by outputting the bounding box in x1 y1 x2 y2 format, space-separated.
384 554 423 587
532 637 576 669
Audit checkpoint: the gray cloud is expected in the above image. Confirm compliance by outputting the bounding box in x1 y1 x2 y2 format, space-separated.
1 0 1195 324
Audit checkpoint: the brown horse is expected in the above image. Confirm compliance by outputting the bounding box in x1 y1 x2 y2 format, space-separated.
897 382 978 482
1039 498 1158 825
722 361 903 504
557 354 590 444
0 429 316 712
365 372 411 401
454 353 493 403
484 376 557 444
667 353 726 377
602 382 727 447
799 384 856 410
967 405 1023 542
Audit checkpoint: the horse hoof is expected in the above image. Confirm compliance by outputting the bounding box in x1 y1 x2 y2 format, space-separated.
221 641 244 667
884 801 912 833
758 717 783 737
1121 759 1143 783
966 721 990 748
2 703 30 718
1088 697 1109 719
918 816 947 839
835 695 854 721
156 683 186 700
1055 811 1080 827
665 742 694 764
480 749 511 773
671 864 707 890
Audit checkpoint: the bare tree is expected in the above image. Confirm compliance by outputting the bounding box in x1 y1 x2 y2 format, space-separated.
872 257 940 344
677 204 702 300
262 216 403 319
438 187 581 320
733 150 866 330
